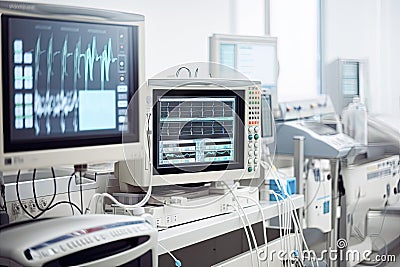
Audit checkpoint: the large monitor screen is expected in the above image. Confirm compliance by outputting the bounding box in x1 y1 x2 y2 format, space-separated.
1 16 139 153
153 89 245 175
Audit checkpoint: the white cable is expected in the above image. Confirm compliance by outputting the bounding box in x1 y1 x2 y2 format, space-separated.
237 195 269 265
269 190 284 254
85 193 102 214
224 182 261 267
85 112 154 215
229 204 256 267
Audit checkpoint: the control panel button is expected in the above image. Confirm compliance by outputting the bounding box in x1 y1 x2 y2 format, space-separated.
254 126 260 133
248 143 254 148
248 150 254 156
254 151 259 156
254 134 259 140
254 143 259 148
254 158 259 164
248 134 253 140
248 126 254 133
248 158 253 164
248 166 253 172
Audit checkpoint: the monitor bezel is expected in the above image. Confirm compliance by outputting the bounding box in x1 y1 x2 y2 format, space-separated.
152 88 245 176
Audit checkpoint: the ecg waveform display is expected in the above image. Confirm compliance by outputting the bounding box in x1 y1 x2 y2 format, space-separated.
159 98 235 140
7 16 132 140
157 97 236 166
159 139 234 165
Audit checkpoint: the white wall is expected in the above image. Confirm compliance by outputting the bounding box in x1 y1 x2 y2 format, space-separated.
17 0 233 79
323 0 400 116
380 0 400 116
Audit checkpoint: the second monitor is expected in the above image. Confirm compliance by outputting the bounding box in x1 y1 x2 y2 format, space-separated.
119 78 264 187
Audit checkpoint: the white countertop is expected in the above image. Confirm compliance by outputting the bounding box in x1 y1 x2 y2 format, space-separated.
158 194 304 254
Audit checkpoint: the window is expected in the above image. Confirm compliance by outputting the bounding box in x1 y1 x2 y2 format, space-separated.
270 0 321 101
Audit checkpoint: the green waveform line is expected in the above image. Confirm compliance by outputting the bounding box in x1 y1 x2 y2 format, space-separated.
82 36 118 90
61 35 73 92
34 35 46 92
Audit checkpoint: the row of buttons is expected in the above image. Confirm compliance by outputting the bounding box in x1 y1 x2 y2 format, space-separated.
33 224 150 260
247 87 261 173
249 90 260 95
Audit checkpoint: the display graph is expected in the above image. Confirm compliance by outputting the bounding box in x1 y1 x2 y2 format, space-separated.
159 98 234 140
8 16 130 137
157 97 236 166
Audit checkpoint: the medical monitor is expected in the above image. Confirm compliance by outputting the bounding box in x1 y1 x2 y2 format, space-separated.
209 34 279 117
0 2 144 171
119 79 262 187
209 34 278 85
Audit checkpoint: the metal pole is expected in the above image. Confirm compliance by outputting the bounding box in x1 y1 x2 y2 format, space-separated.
293 136 305 230
264 0 270 35
328 159 340 267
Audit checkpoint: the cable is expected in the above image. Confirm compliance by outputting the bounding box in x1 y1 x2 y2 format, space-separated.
32 168 57 213
17 169 82 220
85 112 154 214
175 66 191 78
86 191 152 214
224 182 262 267
67 172 76 215
16 170 35 219
158 243 182 267
79 170 84 216
238 195 269 264
267 165 314 267
304 172 322 211
145 113 152 164
229 204 256 267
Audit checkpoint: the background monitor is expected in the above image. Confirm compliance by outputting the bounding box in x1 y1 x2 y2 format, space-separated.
324 58 369 113
0 2 145 171
209 33 279 118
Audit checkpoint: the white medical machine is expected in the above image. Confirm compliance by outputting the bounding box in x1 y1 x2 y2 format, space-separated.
0 0 145 224
114 78 263 227
0 214 158 267
274 95 362 267
340 115 400 266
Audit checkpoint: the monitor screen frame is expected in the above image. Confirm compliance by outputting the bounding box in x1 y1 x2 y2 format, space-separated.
0 2 145 171
152 88 245 176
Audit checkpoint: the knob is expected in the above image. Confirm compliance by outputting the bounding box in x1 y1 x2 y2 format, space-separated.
248 150 254 156
248 126 254 133
254 126 260 133
254 150 259 156
254 134 259 140
248 143 254 148
254 143 259 148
